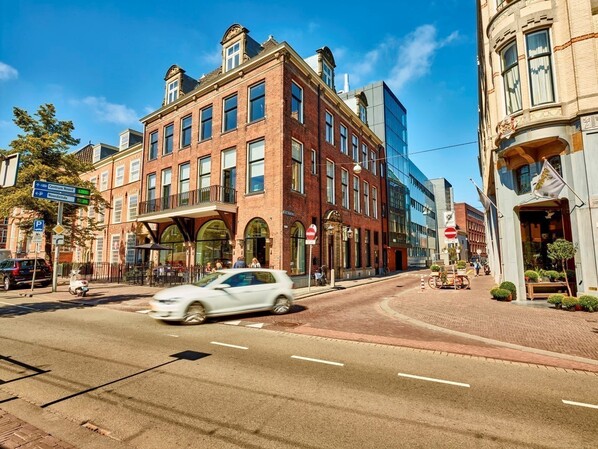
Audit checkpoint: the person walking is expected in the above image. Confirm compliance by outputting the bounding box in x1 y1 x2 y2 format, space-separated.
250 257 261 268
474 260 481 277
233 256 246 268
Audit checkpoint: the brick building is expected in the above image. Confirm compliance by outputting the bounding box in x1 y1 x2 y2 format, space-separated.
137 24 386 280
454 202 486 261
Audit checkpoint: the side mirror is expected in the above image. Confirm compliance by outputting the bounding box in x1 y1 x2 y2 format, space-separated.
214 283 230 290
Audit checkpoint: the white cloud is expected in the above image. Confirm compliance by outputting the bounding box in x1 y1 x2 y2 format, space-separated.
80 96 138 125
0 62 18 81
0 119 11 128
387 25 459 92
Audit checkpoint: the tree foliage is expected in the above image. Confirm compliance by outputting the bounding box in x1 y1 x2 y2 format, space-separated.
547 238 577 296
0 104 108 260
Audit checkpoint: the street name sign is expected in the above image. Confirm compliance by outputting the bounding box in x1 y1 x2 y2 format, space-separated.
33 188 91 205
33 180 91 197
31 180 91 206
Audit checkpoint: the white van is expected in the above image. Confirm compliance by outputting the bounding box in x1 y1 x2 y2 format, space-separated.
0 250 12 262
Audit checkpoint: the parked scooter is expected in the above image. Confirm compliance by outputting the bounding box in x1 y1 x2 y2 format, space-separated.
483 264 491 275
69 270 89 297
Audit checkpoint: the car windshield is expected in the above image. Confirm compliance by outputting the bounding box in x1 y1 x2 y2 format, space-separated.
192 271 226 287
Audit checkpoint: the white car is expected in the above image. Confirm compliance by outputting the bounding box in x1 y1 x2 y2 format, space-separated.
149 269 294 324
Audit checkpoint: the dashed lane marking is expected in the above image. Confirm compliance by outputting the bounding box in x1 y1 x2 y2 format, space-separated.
245 323 264 328
211 341 248 350
398 372 470 388
291 355 344 367
223 320 242 326
0 301 37 310
136 310 150 314
562 399 598 410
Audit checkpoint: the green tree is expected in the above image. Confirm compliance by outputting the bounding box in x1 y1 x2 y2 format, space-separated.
0 104 108 262
547 238 577 296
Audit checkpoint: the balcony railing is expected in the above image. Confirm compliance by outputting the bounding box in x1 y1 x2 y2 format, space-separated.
139 185 236 215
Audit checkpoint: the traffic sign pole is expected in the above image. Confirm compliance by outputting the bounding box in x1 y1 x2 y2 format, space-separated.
52 202 63 293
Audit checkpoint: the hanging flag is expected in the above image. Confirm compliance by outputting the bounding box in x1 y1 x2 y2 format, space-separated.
476 185 492 211
531 160 566 199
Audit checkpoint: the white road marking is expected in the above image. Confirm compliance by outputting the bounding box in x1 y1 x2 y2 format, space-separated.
223 320 242 325
166 334 179 338
136 309 151 314
0 301 37 310
562 399 598 410
245 323 264 328
291 355 344 367
210 341 248 350
398 372 470 388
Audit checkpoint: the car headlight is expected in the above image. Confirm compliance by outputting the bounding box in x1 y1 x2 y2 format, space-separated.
155 298 182 305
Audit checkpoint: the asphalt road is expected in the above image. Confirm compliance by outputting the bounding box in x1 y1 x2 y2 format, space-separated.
1 286 597 448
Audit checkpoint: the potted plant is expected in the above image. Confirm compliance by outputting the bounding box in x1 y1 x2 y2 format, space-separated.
547 239 578 297
524 270 539 283
491 287 512 301
561 296 580 311
547 293 564 309
545 270 560 282
579 295 598 312
456 260 467 275
499 281 517 301
430 264 441 276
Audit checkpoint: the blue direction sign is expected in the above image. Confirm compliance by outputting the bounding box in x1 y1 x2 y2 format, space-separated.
32 180 91 197
33 219 45 232
32 188 90 206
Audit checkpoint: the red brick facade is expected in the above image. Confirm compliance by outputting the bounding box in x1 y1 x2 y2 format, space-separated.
454 202 486 261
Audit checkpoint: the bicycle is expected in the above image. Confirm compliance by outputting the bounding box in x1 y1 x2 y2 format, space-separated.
428 271 470 289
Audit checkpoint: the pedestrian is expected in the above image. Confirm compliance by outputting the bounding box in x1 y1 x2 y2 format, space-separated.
215 260 223 270
474 260 481 277
250 257 261 268
204 262 213 273
233 256 246 268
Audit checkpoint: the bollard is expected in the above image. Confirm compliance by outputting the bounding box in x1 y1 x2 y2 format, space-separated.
420 275 425 292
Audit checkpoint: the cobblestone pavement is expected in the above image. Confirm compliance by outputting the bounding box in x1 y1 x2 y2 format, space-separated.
2 269 598 448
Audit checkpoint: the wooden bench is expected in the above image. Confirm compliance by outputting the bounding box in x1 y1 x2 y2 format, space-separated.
526 282 569 300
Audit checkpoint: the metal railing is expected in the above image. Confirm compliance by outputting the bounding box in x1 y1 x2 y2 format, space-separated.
139 185 236 215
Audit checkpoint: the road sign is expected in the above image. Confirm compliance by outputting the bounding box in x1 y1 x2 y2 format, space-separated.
0 153 20 188
33 219 45 232
53 224 65 234
306 224 317 245
32 231 43 243
52 235 65 246
33 180 91 197
33 188 90 206
444 227 457 239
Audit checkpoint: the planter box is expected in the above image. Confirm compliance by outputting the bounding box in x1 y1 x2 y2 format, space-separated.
526 281 568 300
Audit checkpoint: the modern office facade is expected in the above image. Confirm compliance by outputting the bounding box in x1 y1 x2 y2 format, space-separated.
408 161 437 267
477 0 598 298
135 24 386 281
429 178 455 265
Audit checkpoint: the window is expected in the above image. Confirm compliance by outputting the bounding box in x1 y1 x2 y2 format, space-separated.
179 162 191 206
291 140 303 193
326 160 335 204
352 135 359 161
526 29 555 106
311 149 317 175
291 82 303 123
221 148 236 203
361 144 368 170
164 124 174 155
147 173 156 211
247 139 265 193
325 111 334 144
100 171 108 191
340 124 348 155
93 146 101 163
162 168 172 208
181 115 192 148
370 151 377 176
115 165 125 187
110 235 120 263
341 169 349 209
126 233 136 264
290 222 306 275
223 94 238 132
167 80 178 104
354 229 361 268
128 194 138 221
88 204 95 219
365 230 371 267
149 131 158 160
501 41 522 114
113 198 123 224
359 104 367 123
194 108 210 143
322 61 333 88
198 156 211 202
98 204 105 224
372 187 378 218
95 236 104 263
225 41 241 71
364 181 370 216
119 134 128 150
130 159 140 182
353 176 360 212
249 82 265 122
516 165 531 194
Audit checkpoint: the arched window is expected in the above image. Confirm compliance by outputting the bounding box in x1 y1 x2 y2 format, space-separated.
515 165 531 194
244 218 270 268
290 222 306 275
160 225 184 265
196 220 232 267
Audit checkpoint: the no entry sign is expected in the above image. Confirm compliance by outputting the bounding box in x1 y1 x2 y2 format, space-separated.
306 224 317 244
444 227 457 239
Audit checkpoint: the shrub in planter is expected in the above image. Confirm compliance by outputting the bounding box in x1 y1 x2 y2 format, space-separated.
545 270 560 282
561 296 579 311
499 281 517 301
456 260 467 270
491 288 512 301
579 295 598 312
430 264 441 272
547 294 564 309
524 270 539 283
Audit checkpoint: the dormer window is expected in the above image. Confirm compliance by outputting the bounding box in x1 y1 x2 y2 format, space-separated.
359 104 367 123
167 80 179 104
322 61 333 88
226 41 241 71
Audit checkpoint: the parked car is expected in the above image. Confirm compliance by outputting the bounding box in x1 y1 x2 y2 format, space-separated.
149 268 294 324
0 258 52 291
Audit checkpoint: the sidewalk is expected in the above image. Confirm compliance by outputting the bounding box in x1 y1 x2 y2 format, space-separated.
2 270 598 448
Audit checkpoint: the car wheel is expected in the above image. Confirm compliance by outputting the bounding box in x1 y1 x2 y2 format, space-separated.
40 282 51 287
68 287 76 295
3 277 10 292
272 296 292 315
182 302 206 325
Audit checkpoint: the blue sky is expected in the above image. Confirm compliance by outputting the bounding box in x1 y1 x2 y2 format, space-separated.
0 0 481 207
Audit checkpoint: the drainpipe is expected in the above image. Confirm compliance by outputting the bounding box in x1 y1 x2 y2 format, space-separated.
317 83 323 266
